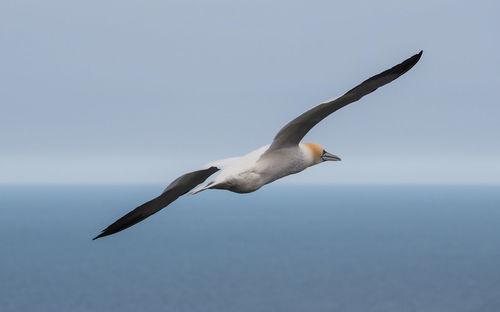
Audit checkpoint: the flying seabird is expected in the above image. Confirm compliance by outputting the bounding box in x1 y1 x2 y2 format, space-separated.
93 51 423 240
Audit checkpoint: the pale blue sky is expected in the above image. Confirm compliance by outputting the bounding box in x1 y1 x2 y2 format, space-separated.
1 0 499 184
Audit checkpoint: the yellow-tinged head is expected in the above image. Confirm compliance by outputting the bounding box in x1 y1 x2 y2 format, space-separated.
302 143 324 160
301 142 341 165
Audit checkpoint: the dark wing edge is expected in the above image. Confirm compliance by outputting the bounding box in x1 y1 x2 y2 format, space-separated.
267 50 423 151
92 166 219 240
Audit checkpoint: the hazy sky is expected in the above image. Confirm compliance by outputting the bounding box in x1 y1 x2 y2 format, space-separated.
1 0 499 184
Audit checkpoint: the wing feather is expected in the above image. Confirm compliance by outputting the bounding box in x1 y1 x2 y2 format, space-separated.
92 166 219 240
267 51 423 151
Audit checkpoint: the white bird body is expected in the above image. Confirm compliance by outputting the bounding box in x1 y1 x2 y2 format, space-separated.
93 51 423 240
195 143 320 194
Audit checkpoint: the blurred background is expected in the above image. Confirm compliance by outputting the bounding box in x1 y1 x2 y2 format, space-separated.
2 2 500 312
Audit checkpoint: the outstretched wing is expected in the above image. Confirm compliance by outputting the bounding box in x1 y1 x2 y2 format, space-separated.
92 166 219 240
267 51 423 151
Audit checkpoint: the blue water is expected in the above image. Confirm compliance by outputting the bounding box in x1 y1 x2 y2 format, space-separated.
1 185 499 311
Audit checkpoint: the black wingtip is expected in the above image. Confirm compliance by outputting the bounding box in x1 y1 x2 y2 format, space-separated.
92 232 104 240
344 50 423 98
92 229 114 240
415 50 423 62
92 226 119 240
394 50 423 76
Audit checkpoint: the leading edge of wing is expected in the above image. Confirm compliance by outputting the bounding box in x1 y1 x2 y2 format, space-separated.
267 50 423 151
92 166 219 240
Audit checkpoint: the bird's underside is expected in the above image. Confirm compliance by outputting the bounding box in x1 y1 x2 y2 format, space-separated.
93 50 423 240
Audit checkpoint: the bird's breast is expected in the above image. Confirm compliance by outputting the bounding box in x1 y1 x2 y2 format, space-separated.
251 146 312 185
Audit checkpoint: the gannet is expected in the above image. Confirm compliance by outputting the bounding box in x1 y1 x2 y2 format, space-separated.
93 51 423 240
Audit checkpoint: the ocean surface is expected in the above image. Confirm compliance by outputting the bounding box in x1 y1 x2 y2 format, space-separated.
1 185 499 312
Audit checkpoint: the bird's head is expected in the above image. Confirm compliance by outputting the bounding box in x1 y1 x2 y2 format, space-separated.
301 143 341 165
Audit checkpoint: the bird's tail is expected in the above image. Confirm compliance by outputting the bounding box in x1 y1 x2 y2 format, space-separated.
188 181 216 195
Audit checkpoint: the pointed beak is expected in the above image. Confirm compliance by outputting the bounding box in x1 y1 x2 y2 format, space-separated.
321 151 341 162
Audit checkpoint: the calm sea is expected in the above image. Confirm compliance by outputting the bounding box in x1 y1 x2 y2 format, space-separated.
1 185 499 312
